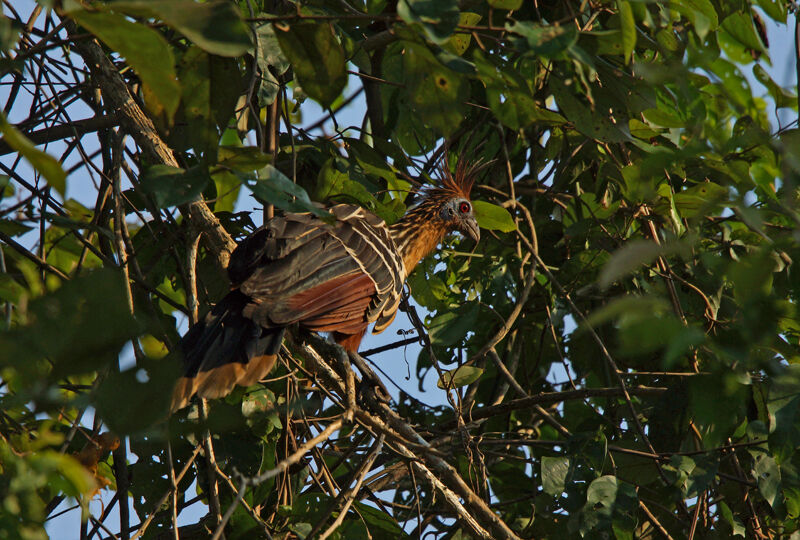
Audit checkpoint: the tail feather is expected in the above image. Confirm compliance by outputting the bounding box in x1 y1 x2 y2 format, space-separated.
171 290 284 412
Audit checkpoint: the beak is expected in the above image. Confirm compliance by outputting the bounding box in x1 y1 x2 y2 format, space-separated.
463 218 480 243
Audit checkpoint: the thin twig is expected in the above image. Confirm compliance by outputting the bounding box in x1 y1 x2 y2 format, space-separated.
316 435 386 539
130 446 201 540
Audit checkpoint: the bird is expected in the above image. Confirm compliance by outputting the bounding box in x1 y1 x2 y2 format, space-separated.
170 160 482 411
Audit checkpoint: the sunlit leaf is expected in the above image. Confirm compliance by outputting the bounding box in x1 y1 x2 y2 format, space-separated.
472 200 516 232
617 0 636 62
0 113 66 196
437 365 483 389
112 0 252 57
273 23 346 108
68 9 180 120
721 12 766 53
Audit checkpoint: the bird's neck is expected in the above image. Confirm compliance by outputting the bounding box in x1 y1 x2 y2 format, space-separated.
389 201 449 275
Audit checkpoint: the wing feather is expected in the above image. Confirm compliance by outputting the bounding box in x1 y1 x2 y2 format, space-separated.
231 204 405 348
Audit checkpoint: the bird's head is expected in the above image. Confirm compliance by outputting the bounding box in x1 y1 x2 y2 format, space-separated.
427 157 483 243
438 196 479 243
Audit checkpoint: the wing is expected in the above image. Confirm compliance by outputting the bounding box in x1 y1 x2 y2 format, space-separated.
173 205 406 410
232 205 405 348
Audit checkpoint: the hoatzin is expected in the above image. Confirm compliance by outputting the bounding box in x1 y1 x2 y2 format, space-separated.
170 162 481 411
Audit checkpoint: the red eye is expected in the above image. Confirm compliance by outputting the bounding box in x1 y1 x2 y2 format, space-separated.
459 202 471 213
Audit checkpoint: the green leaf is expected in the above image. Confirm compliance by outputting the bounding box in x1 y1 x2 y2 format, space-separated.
586 475 618 517
505 21 577 59
753 453 781 509
754 0 787 23
473 200 515 232
209 55 243 131
617 0 636 62
670 0 718 39
140 164 210 207
68 9 180 120
718 501 747 537
211 169 242 213
628 118 661 139
487 0 522 10
94 355 179 434
642 107 685 128
671 182 729 217
583 295 669 329
753 64 797 109
721 12 766 54
550 77 629 142
111 0 251 57
0 16 20 52
273 23 346 108
429 305 480 346
0 268 140 381
579 475 638 536
598 239 691 289
475 51 565 129
254 21 290 106
397 0 460 44
315 158 403 223
541 456 569 496
0 113 66 197
218 146 272 172
437 365 483 389
352 502 408 537
444 13 481 55
169 46 216 156
403 42 468 137
251 165 332 221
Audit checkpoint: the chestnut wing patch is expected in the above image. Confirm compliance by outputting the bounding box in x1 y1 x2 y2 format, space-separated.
287 272 375 331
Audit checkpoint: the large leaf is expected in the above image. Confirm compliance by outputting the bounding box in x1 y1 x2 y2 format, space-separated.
0 268 140 382
617 0 636 62
402 42 467 137
598 238 691 289
315 158 404 223
273 23 346 108
428 305 480 346
753 64 797 109
140 164 210 207
254 21 290 106
541 456 570 496
94 355 179 434
112 0 252 57
250 165 332 221
721 12 767 53
475 50 566 130
506 21 578 59
397 0 460 44
169 46 216 156
473 200 516 232
68 9 180 120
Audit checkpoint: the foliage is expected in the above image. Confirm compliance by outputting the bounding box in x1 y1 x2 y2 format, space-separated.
0 0 799 538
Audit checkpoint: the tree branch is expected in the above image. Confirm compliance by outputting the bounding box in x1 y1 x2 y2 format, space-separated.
62 18 236 271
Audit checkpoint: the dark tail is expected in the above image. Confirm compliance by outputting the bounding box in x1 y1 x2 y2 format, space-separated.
170 290 285 411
